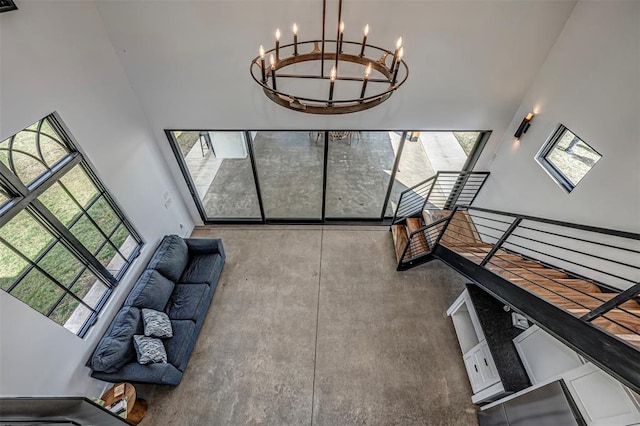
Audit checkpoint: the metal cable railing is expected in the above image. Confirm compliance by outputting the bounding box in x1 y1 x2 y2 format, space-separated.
437 206 640 348
391 171 490 225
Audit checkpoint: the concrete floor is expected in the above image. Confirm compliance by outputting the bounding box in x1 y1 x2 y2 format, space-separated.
136 226 478 425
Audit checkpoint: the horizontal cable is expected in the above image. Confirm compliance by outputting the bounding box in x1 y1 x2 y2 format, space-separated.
503 239 636 284
517 224 640 255
509 231 639 270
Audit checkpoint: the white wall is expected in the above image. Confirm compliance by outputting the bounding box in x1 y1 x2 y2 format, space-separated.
94 0 577 221
0 1 194 397
475 1 640 233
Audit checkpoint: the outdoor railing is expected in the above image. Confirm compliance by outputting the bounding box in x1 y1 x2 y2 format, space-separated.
391 171 490 225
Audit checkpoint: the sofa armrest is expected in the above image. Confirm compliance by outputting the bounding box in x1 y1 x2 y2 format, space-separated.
184 238 225 260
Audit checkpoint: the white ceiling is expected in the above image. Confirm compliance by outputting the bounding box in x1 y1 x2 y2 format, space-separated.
94 0 577 162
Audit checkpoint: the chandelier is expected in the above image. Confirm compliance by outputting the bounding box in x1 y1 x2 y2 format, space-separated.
249 0 408 115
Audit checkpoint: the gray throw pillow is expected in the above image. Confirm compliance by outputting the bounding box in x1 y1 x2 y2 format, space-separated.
133 335 167 365
142 308 173 338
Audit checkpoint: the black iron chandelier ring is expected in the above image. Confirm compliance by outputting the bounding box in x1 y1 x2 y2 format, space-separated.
249 40 409 114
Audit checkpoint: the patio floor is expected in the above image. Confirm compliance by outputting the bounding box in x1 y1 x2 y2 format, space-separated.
183 131 470 220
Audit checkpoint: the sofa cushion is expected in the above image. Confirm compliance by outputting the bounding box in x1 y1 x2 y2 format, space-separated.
90 307 142 373
147 235 189 282
134 335 168 364
166 284 209 321
124 270 175 311
164 320 196 368
142 308 173 338
179 253 223 285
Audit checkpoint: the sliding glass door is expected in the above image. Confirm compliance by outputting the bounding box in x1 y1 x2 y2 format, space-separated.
325 131 397 219
252 131 324 220
166 131 262 221
166 129 489 224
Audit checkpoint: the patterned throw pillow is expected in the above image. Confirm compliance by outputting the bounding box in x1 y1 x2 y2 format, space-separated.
133 335 167 365
142 308 173 338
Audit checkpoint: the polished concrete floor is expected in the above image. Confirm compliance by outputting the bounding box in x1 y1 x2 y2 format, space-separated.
137 226 478 425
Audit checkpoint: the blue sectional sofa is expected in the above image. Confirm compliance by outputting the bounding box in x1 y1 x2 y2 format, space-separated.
87 235 225 385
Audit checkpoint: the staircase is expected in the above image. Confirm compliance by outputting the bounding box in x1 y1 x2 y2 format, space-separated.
390 174 640 394
390 171 490 269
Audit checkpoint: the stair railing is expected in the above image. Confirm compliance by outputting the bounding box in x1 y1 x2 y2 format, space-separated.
391 171 490 225
436 205 640 345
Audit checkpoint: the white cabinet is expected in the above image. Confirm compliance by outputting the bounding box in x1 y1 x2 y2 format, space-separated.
513 325 584 385
510 326 640 425
464 341 500 393
563 363 640 426
448 289 504 403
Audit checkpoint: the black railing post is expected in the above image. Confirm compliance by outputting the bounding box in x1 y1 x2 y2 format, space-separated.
479 217 523 266
420 171 440 212
381 131 407 220
398 234 412 264
431 205 460 248
582 282 640 322
390 192 404 225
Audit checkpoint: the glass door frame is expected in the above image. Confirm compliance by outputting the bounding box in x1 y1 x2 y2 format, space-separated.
165 129 491 225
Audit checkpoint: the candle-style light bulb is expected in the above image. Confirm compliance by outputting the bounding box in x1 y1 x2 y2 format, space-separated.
270 54 277 90
393 47 404 84
360 63 372 100
293 23 299 56
259 45 266 83
275 28 281 41
360 24 369 57
275 28 281 61
338 21 345 54
391 37 403 72
293 23 298 35
329 66 336 105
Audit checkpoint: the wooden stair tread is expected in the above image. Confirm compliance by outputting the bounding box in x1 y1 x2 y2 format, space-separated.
516 283 640 310
616 334 640 348
490 267 569 280
422 209 451 226
439 211 482 246
517 284 640 312
591 312 640 335
391 224 410 262
406 218 429 257
509 278 601 293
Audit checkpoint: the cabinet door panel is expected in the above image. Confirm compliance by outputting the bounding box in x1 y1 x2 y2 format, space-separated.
464 351 483 393
563 363 640 425
514 326 583 384
479 342 500 384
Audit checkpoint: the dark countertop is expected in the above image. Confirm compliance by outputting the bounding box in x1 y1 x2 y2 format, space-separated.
466 283 531 393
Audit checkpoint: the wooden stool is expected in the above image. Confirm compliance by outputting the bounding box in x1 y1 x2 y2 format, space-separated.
101 382 147 425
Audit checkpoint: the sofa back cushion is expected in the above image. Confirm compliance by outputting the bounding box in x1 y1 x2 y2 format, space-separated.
147 235 189 282
90 306 143 373
124 270 175 311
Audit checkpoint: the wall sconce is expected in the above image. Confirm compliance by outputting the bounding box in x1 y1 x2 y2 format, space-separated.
514 112 535 140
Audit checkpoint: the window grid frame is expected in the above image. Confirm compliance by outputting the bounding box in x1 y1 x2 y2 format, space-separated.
0 113 143 337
